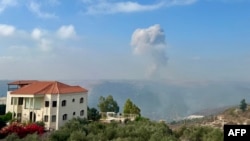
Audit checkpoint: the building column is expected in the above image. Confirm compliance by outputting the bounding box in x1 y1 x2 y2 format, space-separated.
56 94 60 130
28 98 30 121
32 97 35 122
12 97 14 119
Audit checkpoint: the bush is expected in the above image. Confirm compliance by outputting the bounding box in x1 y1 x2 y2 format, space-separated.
0 112 12 122
35 121 45 127
179 125 223 141
49 129 70 141
20 133 40 141
68 131 87 141
5 133 20 141
134 116 149 122
0 122 44 139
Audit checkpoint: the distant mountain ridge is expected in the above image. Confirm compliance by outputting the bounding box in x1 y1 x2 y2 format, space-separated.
0 80 10 97
0 79 250 121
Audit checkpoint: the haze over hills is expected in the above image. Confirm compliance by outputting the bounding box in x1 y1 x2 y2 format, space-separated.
0 79 249 121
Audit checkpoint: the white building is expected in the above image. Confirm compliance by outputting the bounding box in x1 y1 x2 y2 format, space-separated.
6 80 88 130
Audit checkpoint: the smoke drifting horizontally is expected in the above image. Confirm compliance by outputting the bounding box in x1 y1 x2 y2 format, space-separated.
131 24 168 77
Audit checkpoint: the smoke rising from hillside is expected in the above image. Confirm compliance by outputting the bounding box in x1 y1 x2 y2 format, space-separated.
131 24 168 77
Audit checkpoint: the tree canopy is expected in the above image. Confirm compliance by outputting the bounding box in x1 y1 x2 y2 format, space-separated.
98 95 119 113
123 99 141 115
87 107 101 121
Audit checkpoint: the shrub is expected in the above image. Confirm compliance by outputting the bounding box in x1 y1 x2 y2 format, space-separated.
0 112 12 122
25 123 44 135
35 121 45 127
68 131 87 141
179 125 223 141
0 122 44 139
49 129 70 141
5 133 20 141
21 133 40 141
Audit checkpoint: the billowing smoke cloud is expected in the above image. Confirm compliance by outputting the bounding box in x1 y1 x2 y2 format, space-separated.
131 24 168 77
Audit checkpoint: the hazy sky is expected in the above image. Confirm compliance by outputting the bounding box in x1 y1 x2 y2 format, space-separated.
0 0 250 81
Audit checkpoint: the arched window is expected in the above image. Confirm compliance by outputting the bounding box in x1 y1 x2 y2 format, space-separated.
80 110 84 116
63 114 67 120
62 100 66 107
72 99 75 102
73 112 75 116
80 97 84 103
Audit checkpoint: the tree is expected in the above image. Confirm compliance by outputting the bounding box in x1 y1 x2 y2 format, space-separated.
88 107 101 121
123 99 141 115
98 95 119 113
240 99 247 112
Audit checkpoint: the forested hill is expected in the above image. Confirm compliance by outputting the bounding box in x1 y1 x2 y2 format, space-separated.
1 80 250 121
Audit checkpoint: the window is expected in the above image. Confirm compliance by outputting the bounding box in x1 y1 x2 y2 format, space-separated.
72 99 75 102
18 98 23 105
73 112 75 116
62 114 67 120
80 110 84 116
11 97 16 105
44 115 48 122
45 101 49 107
80 98 84 103
52 115 56 122
52 101 57 107
62 100 66 107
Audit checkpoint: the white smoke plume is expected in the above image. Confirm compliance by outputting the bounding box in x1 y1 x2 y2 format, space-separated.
131 24 168 77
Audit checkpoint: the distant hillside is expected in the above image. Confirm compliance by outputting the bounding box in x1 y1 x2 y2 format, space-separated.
1 79 250 121
170 104 250 131
219 105 250 125
69 79 250 121
192 106 233 116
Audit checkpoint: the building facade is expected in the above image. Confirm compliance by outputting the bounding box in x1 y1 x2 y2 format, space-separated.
5 80 88 130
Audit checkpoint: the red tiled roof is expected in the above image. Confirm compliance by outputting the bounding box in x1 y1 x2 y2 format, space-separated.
8 80 38 85
10 81 88 95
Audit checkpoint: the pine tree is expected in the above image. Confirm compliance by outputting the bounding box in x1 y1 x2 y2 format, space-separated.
240 99 247 112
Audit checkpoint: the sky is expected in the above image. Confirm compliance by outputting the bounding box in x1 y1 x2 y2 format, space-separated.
0 0 250 82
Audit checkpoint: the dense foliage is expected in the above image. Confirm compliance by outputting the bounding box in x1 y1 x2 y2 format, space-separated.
47 117 222 141
2 117 224 141
0 112 12 122
49 117 177 141
98 95 119 113
123 99 140 115
175 125 223 141
88 107 101 121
